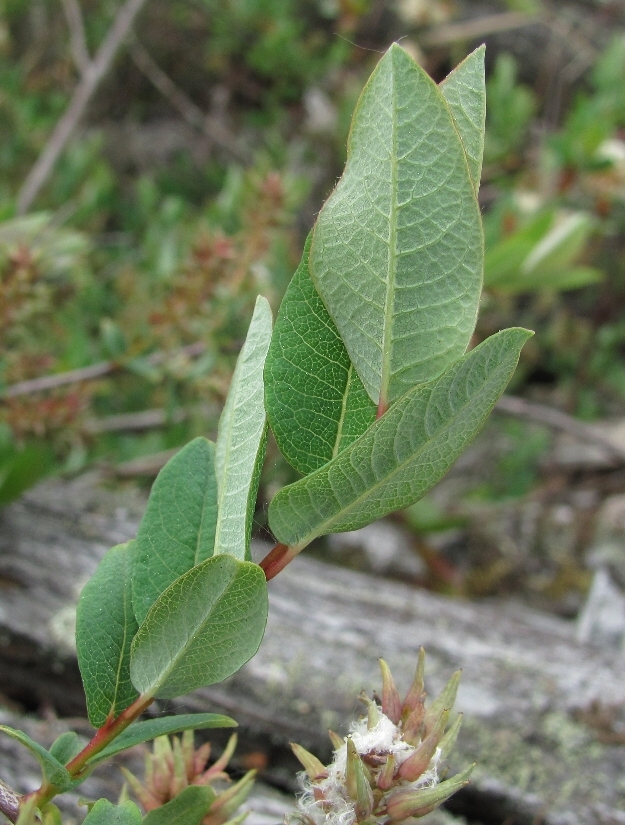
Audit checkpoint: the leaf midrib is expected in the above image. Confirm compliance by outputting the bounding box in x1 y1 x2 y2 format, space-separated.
379 67 398 409
138 567 235 697
195 452 214 564
332 364 354 459
291 353 510 548
215 383 237 551
111 550 133 714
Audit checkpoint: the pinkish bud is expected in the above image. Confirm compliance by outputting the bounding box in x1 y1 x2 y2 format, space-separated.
398 709 449 781
201 734 238 782
346 739 374 821
359 691 380 730
203 770 256 825
376 754 396 791
439 713 463 762
401 695 426 746
401 647 425 719
386 764 474 820
291 743 329 781
379 659 402 724
423 671 461 737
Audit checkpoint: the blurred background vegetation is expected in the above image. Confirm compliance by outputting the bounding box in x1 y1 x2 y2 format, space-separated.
4 0 625 610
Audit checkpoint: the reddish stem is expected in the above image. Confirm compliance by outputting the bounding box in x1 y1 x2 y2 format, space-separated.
66 693 154 776
260 542 297 581
25 693 154 812
376 398 388 419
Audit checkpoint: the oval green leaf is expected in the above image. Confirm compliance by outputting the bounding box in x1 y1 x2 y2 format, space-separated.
49 732 87 766
310 44 483 408
76 542 140 726
264 234 376 474
214 295 272 560
130 555 268 699
143 786 216 825
269 328 532 549
132 437 218 625
82 800 143 825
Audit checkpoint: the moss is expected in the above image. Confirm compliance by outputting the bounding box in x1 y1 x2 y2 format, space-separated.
449 711 625 814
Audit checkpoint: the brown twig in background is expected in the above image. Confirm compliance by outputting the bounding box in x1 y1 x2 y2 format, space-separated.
113 447 180 477
17 0 150 214
419 11 537 48
129 36 249 163
84 402 217 434
495 395 625 464
60 0 91 75
1 342 206 399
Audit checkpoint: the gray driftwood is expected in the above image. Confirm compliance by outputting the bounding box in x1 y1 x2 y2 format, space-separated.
1 476 625 825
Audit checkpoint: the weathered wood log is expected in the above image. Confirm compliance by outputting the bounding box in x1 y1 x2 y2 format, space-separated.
1 476 624 825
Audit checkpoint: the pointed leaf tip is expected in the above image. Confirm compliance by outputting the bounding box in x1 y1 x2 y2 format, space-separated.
440 45 486 192
269 329 533 550
424 670 461 736
291 743 328 781
132 438 218 625
379 660 402 724
310 42 484 406
346 739 374 820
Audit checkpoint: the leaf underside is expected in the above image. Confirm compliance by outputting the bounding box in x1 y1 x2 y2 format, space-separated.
130 554 268 699
214 295 272 560
265 233 376 474
310 43 484 407
76 542 139 727
269 328 532 549
440 45 486 193
132 438 218 626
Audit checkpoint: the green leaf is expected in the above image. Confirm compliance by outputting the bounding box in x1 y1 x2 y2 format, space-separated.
0 441 54 506
0 726 72 791
132 438 218 625
439 45 486 192
49 731 87 765
269 328 532 549
484 210 600 293
508 265 602 293
265 234 376 474
484 211 553 288
76 542 140 727
310 44 483 408
16 795 39 825
82 799 142 825
41 803 63 825
142 786 216 825
130 555 268 699
520 211 594 275
87 713 237 766
214 295 272 560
